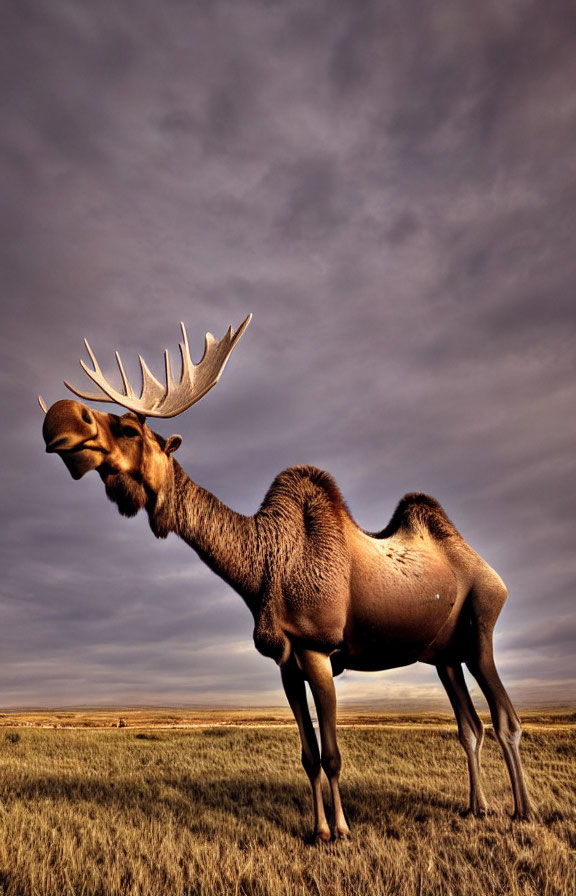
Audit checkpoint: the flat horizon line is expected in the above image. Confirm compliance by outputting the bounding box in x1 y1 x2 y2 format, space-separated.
1 701 575 714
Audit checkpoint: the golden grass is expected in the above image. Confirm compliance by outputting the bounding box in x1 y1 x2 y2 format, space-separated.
0 714 574 895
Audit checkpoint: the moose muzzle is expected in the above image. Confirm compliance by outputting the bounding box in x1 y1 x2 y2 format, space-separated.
42 399 105 480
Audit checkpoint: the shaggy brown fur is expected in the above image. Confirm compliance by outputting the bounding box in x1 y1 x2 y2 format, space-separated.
104 470 148 518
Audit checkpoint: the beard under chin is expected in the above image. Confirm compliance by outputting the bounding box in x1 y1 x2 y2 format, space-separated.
104 471 148 518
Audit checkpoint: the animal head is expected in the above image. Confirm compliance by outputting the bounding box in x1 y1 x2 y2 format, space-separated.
40 315 251 517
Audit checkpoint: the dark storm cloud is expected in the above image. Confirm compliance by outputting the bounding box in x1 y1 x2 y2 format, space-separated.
1 0 575 707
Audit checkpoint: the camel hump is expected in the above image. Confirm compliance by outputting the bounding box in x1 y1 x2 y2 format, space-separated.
262 465 350 515
376 493 460 540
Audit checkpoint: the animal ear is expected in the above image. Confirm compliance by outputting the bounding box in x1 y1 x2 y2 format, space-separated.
164 434 182 456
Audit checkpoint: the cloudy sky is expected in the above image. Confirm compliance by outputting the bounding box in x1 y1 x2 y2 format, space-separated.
1 0 575 710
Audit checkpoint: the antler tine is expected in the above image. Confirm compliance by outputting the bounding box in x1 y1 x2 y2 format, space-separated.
164 349 175 392
137 354 167 408
115 352 136 400
65 338 124 404
63 314 252 418
84 339 102 375
178 322 193 385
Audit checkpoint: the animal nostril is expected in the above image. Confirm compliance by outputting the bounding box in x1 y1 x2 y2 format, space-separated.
46 435 69 453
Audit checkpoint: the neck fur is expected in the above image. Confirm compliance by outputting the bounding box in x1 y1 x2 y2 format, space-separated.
148 460 263 607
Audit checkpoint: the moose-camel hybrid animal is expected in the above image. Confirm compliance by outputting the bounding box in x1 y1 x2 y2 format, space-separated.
40 315 532 839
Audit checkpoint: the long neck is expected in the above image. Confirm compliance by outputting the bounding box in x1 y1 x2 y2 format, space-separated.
149 460 264 609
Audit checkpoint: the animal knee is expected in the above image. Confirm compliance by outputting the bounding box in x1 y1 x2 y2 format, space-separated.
502 719 522 749
458 722 484 754
321 747 342 779
493 707 522 747
458 728 479 754
301 749 321 780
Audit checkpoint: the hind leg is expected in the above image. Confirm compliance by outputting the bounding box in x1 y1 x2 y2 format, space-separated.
466 644 532 819
437 662 488 816
465 583 533 820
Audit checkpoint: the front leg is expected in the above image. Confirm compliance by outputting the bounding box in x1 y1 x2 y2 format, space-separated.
281 657 331 841
297 649 351 839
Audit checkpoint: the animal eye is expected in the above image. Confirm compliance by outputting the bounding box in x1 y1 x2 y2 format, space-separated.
121 424 140 439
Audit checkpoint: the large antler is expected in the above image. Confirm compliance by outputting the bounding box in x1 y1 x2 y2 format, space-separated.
63 314 252 418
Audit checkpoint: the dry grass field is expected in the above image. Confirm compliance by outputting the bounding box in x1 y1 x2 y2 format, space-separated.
0 709 574 896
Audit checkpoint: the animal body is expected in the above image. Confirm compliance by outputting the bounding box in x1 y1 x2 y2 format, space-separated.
40 316 532 839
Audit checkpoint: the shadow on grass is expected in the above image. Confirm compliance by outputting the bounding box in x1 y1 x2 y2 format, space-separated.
344 783 459 825
1 769 464 842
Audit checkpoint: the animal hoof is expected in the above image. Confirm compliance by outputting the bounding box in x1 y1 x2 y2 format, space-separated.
474 807 491 819
460 805 491 819
334 827 351 841
512 810 534 822
312 828 332 844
